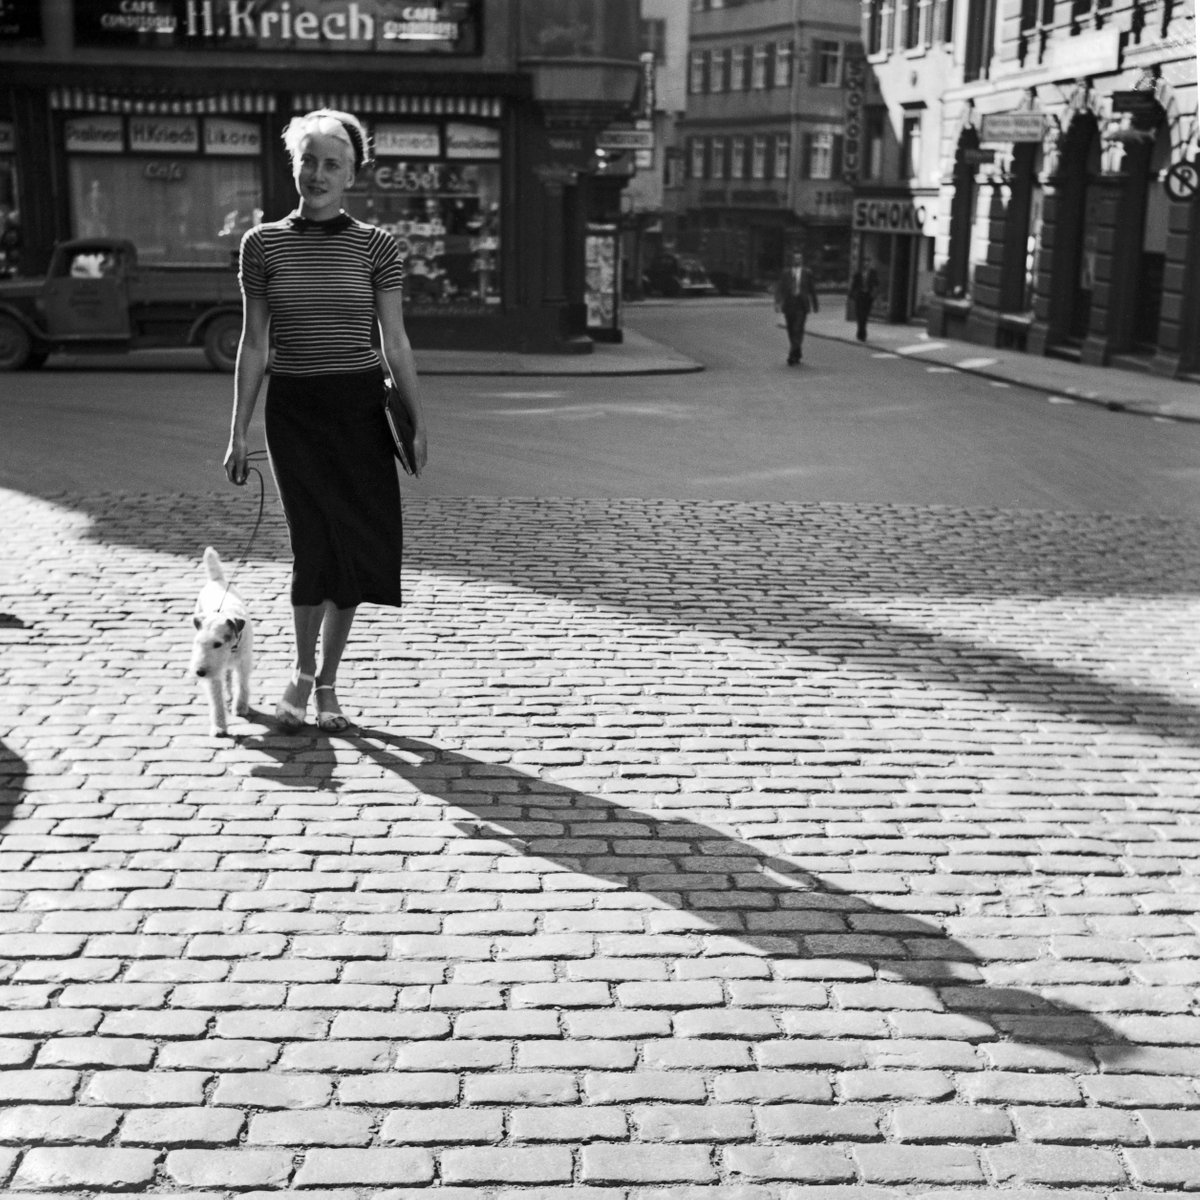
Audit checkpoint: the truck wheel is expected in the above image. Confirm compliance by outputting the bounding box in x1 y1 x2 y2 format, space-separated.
0 314 32 371
203 313 241 372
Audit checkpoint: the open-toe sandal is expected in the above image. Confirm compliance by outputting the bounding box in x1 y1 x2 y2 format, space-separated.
275 669 314 731
315 684 355 733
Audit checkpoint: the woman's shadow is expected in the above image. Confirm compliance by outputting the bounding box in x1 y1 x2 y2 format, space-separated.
251 726 1135 1066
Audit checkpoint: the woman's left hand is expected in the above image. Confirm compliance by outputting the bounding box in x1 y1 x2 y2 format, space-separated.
412 425 428 475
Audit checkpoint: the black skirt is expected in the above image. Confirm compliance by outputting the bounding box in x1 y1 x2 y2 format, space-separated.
265 366 402 609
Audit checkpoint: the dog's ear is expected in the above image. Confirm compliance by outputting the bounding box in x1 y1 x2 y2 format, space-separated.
231 618 246 634
193 615 203 629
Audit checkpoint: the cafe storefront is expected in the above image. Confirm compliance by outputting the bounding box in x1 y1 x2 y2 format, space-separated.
1 0 643 350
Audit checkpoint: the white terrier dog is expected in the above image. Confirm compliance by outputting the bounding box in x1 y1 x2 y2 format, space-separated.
190 546 253 737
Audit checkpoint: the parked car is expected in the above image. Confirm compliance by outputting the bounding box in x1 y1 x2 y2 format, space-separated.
643 253 718 298
0 238 243 371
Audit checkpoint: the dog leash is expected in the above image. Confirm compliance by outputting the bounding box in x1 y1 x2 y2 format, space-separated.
217 450 268 612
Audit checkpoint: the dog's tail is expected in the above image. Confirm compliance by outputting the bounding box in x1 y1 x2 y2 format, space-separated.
203 546 226 584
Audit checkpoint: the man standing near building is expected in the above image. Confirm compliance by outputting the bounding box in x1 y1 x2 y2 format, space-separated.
774 248 819 365
848 255 879 342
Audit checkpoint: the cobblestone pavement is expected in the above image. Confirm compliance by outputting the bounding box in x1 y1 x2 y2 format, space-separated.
2 486 1200 1198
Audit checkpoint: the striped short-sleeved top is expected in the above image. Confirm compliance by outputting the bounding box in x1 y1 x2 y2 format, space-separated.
239 216 404 377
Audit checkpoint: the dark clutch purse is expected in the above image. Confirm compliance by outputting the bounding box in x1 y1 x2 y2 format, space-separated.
382 381 418 477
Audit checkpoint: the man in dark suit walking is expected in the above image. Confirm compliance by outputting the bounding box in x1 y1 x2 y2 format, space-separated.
848 256 880 342
774 249 820 365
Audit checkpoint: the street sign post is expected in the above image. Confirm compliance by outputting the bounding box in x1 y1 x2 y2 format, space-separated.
980 111 1045 144
1164 159 1200 202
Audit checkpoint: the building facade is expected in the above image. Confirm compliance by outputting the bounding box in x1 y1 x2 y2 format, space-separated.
925 0 1198 376
676 0 864 290
617 0 691 296
854 0 956 322
0 0 643 351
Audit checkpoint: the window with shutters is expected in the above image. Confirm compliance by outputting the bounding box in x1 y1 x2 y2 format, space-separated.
810 131 835 179
866 0 885 53
963 0 996 79
711 135 727 180
640 18 666 64
864 108 886 179
814 40 843 86
731 134 748 180
775 40 793 87
901 112 922 179
751 43 768 88
710 48 729 92
774 133 791 181
730 44 748 90
751 134 768 179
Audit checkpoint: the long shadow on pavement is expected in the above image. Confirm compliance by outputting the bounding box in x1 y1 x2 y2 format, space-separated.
0 739 25 844
34 495 1200 747
249 728 1135 1066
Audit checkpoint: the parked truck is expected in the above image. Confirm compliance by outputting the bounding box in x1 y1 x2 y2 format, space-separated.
0 238 243 371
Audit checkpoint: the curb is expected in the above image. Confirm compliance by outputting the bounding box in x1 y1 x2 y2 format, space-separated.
806 326 1200 425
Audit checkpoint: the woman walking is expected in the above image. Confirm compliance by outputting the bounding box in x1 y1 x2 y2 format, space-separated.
224 109 426 733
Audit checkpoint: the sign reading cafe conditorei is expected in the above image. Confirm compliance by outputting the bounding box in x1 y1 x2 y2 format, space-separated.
75 0 481 53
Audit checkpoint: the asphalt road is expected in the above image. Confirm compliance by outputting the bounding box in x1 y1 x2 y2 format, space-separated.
1 297 1197 516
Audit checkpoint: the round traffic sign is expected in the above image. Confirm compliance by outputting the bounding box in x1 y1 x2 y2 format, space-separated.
1164 160 1199 202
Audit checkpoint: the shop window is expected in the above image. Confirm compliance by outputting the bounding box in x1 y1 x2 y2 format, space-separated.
814 40 843 85
776 41 794 88
348 145 501 311
68 156 262 265
751 44 768 89
730 134 748 180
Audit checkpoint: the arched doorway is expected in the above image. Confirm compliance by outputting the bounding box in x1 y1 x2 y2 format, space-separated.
1049 112 1101 346
946 128 979 297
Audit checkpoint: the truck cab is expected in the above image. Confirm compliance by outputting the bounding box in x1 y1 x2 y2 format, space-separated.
44 240 137 341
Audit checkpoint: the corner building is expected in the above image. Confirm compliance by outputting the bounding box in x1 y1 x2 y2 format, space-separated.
0 0 642 351
676 0 862 288
925 0 1198 377
854 0 957 322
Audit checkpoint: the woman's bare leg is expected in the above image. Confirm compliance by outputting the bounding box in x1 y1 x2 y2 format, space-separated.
315 602 357 728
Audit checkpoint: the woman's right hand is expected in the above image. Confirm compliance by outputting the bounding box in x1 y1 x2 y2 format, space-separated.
224 436 248 486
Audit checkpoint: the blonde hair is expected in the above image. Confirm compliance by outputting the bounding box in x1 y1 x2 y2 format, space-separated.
282 109 368 172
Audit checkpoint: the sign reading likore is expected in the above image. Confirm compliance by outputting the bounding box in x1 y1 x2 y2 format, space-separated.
75 0 481 53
